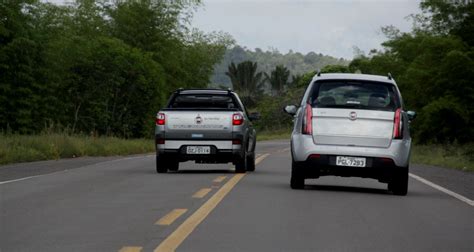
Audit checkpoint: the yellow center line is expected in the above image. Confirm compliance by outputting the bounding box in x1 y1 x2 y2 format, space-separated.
118 246 142 252
155 209 188 226
154 153 270 252
192 188 212 198
213 176 227 183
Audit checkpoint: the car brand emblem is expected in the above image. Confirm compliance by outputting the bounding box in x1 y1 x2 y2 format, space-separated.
195 114 202 124
349 111 357 120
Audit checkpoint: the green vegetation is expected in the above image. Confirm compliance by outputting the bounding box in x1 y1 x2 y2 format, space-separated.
411 144 473 172
0 133 153 165
0 0 232 137
257 130 291 141
1 1 472 171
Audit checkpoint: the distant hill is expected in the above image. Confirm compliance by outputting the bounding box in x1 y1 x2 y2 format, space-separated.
210 46 349 87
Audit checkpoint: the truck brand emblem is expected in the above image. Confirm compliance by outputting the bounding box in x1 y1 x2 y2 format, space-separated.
349 111 357 120
195 114 202 124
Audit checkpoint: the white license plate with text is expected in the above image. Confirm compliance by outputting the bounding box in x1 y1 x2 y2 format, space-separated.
186 146 211 154
336 156 366 167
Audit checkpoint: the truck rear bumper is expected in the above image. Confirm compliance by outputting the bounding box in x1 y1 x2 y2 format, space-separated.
156 139 243 164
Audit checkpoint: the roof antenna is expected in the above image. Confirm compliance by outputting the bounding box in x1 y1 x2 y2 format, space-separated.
317 69 321 77
388 73 392 80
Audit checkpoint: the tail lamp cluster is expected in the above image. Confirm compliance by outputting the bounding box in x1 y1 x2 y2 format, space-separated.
393 108 403 139
302 103 312 135
156 113 165 125
232 113 244 125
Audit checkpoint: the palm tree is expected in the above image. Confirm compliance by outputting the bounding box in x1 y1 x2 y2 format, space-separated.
225 61 264 107
265 65 290 96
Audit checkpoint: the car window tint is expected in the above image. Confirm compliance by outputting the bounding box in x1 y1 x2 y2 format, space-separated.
170 94 238 109
311 81 399 111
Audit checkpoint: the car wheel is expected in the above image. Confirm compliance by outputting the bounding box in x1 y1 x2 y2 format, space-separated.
246 151 256 172
290 158 305 189
388 166 408 196
235 152 247 173
156 155 168 173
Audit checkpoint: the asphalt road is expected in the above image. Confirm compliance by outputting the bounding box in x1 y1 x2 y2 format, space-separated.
1 140 473 252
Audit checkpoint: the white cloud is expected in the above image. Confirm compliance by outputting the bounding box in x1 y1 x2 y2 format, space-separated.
192 0 420 59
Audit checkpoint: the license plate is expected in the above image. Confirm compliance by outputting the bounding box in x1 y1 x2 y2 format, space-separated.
336 156 366 167
186 146 211 154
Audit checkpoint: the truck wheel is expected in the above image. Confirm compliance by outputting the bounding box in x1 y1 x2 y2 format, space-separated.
168 161 179 172
388 166 408 196
290 159 305 189
246 151 256 172
235 153 247 173
156 155 168 173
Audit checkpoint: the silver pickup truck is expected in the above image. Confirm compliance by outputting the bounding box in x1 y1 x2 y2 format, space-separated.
155 89 259 173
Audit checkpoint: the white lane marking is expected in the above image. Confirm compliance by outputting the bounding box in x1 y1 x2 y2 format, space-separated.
0 175 47 185
409 173 473 207
0 154 154 185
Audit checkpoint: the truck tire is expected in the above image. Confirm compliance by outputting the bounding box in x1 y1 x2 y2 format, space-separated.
168 161 179 172
246 151 256 172
156 155 168 173
388 166 408 196
235 153 247 173
290 159 305 189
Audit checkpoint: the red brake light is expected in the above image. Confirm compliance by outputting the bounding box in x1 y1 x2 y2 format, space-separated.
393 108 402 139
156 113 165 125
302 103 313 135
232 113 244 125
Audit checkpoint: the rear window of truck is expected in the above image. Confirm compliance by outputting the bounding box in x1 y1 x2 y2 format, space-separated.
309 80 400 111
168 94 240 110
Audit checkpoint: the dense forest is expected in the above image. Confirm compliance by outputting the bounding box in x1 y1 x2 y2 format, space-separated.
1 0 472 146
210 46 348 88
0 0 231 137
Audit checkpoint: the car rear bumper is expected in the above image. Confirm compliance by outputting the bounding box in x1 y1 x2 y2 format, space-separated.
295 154 402 182
291 134 411 167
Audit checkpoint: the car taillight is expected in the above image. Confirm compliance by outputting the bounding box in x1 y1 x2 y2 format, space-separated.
232 113 244 125
393 108 402 139
156 113 165 125
302 103 312 135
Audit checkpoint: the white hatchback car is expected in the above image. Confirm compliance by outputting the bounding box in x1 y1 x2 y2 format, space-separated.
285 73 416 195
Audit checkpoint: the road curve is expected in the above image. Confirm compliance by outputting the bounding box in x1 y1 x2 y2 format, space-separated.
1 140 472 251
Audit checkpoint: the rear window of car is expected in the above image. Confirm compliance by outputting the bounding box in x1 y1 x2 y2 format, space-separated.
309 80 400 111
168 94 240 110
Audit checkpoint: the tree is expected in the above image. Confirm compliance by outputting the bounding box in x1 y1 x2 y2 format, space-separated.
226 61 264 107
264 65 290 96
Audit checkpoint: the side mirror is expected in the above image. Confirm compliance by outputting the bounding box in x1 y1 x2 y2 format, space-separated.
407 111 416 121
284 105 298 115
248 112 261 121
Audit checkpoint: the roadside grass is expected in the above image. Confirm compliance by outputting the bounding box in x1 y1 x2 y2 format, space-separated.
411 144 473 172
257 129 291 141
0 133 154 166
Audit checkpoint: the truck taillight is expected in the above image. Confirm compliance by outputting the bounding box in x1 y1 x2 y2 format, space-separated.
232 113 244 125
393 108 402 139
302 103 312 135
156 113 165 125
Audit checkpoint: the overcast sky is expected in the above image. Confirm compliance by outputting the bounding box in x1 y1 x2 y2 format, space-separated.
191 0 421 59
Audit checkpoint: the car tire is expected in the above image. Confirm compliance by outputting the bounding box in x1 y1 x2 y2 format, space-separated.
235 152 247 173
389 166 408 196
246 151 256 172
156 155 168 173
290 159 305 189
